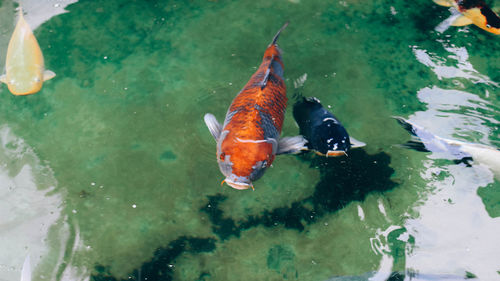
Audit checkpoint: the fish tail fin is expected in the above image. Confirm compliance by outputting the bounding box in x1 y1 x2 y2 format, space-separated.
304 96 322 104
293 73 308 89
399 140 430 152
269 22 289 46
259 22 289 89
292 73 308 101
393 116 431 152
392 116 418 136
293 73 307 98
15 6 27 24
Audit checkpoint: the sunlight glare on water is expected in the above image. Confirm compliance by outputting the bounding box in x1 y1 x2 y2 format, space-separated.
405 40 500 281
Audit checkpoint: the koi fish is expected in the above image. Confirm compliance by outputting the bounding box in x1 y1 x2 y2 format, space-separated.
433 0 500 34
204 22 306 190
293 97 365 157
395 116 500 179
0 7 55 95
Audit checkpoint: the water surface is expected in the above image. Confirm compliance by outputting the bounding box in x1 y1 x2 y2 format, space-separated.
0 0 499 280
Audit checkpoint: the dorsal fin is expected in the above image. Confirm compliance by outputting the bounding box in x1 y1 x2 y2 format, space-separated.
260 22 288 89
260 57 274 89
269 22 289 46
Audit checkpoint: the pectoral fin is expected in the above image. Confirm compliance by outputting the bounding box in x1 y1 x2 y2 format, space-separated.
43 70 56 81
349 137 366 148
0 74 6 84
204 113 222 141
433 0 453 7
277 135 307 155
451 15 473 26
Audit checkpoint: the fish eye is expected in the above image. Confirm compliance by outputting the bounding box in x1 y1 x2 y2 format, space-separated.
219 152 225 161
486 24 491 28
34 77 41 82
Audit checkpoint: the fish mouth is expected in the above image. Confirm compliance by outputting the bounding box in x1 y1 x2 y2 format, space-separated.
223 178 253 190
326 150 347 157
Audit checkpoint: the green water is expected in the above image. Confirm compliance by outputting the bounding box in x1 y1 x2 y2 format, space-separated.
0 0 499 280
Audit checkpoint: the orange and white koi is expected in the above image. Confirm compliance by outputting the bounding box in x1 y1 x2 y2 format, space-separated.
433 0 500 34
204 23 306 190
0 8 55 95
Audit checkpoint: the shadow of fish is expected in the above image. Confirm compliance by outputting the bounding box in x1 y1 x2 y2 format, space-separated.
293 97 365 157
433 0 500 34
394 116 500 180
0 7 55 95
204 23 306 190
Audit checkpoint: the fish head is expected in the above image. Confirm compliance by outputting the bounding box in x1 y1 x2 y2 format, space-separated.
217 132 275 190
481 19 500 35
482 8 500 35
323 136 350 157
326 150 348 157
5 72 43 95
478 11 500 34
311 119 351 156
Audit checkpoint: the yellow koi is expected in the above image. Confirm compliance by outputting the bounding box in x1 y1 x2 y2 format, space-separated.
0 8 55 95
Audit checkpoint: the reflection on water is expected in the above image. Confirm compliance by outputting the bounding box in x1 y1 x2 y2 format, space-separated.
0 2 86 280
405 162 498 280
15 0 78 30
412 43 498 86
0 125 90 281
404 41 500 280
369 225 405 281
0 126 65 280
412 87 498 144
